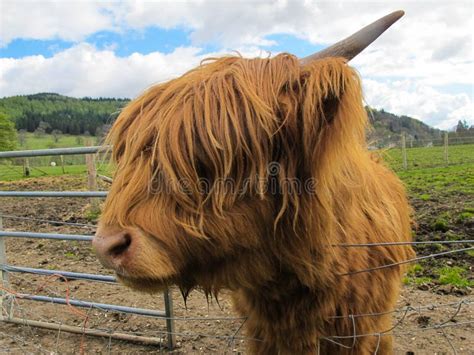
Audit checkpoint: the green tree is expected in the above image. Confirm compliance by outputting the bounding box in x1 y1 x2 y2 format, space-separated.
0 93 128 136
18 129 27 147
0 112 18 151
51 129 62 143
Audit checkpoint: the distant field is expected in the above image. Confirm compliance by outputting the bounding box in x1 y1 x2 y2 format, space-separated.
0 164 111 181
0 133 108 181
382 144 474 197
397 162 474 197
19 132 98 150
383 143 474 170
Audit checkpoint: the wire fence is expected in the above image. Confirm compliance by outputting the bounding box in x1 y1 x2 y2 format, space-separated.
1 259 472 353
379 134 474 170
0 146 111 181
0 260 250 353
0 146 473 353
0 146 178 353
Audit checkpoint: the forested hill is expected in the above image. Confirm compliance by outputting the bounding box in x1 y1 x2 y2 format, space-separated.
366 107 444 146
0 93 128 136
0 93 451 144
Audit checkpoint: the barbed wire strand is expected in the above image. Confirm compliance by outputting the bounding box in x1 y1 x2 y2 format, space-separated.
5 272 251 345
340 246 474 276
0 214 96 229
6 269 472 321
440 327 458 355
1 239 472 352
323 319 473 341
333 240 474 247
4 279 473 353
11 273 474 328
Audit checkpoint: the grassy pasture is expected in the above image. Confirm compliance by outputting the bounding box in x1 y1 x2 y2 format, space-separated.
0 164 111 181
18 132 96 150
397 163 474 196
0 133 109 181
383 143 474 170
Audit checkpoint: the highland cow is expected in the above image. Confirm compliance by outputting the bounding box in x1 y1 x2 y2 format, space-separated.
94 11 414 354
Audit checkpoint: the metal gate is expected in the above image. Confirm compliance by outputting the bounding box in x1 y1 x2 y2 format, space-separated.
0 146 176 350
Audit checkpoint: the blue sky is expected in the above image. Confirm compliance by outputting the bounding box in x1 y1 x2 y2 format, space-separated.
2 28 193 58
1 29 324 59
0 0 472 130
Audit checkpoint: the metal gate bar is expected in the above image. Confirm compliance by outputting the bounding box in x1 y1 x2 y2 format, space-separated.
0 264 115 283
0 191 108 198
0 231 93 241
0 146 110 158
0 146 176 350
16 293 167 318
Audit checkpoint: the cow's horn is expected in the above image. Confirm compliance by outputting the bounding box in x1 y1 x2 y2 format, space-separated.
300 10 404 64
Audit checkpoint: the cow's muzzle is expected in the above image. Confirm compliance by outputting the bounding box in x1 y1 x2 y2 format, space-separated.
93 225 135 271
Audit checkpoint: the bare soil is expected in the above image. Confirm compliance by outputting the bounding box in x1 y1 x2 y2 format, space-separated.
0 176 472 354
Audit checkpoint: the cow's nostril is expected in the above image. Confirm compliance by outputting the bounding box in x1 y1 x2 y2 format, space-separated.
109 233 132 256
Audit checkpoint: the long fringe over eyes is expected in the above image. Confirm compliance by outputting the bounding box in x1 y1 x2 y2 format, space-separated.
104 54 377 240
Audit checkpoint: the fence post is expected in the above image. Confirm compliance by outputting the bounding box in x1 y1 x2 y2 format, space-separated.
0 216 10 320
164 289 176 350
444 132 449 165
23 158 30 177
401 133 408 169
85 140 99 214
86 141 97 192
60 155 65 174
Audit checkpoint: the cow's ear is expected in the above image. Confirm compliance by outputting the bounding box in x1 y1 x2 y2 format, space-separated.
320 91 341 125
296 57 349 143
296 58 367 169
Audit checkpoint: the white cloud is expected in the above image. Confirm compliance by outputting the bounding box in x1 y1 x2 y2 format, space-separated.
0 44 206 98
109 0 313 47
0 40 270 98
363 79 473 130
1 42 470 130
0 0 115 46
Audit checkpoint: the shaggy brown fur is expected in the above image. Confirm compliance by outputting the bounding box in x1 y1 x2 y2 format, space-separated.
98 54 414 354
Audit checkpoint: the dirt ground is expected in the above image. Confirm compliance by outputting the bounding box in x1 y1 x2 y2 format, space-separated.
0 176 472 354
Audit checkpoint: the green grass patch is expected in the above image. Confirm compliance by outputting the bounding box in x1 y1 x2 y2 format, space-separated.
403 276 430 286
1 132 112 181
432 219 449 232
64 251 76 258
0 164 110 181
445 231 460 241
436 266 473 288
19 132 97 150
396 163 474 195
431 212 451 232
458 211 474 223
85 207 101 222
407 264 424 275
383 144 474 170
404 264 432 286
